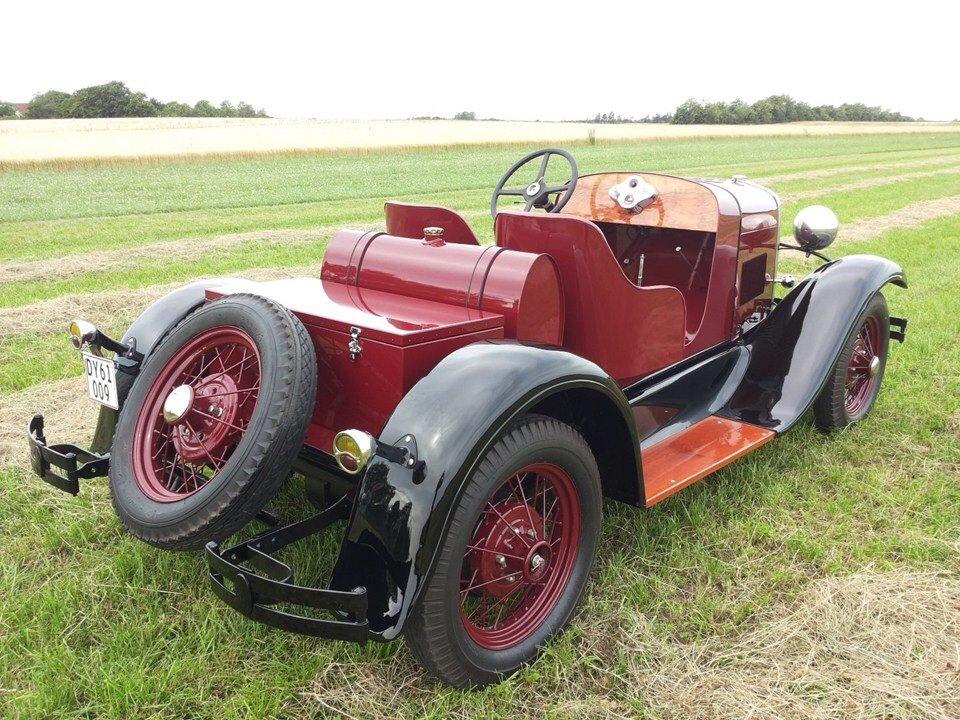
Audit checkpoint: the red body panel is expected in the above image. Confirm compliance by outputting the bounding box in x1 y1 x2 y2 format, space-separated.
321 230 563 345
207 225 564 453
385 201 480 245
495 211 685 385
303 324 503 452
706 179 781 330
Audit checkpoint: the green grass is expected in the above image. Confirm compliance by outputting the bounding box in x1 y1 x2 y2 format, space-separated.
3 133 960 260
1 135 958 719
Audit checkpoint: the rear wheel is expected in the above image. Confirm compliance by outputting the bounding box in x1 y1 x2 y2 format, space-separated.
110 294 317 549
814 292 890 431
404 415 602 687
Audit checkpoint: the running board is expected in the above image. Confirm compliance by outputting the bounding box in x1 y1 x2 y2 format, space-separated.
642 416 775 506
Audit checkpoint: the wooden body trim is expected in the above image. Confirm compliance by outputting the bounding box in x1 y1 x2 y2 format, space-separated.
641 416 774 506
561 172 718 232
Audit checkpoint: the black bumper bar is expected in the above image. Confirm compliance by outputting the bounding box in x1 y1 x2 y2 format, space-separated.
205 494 370 643
27 414 109 495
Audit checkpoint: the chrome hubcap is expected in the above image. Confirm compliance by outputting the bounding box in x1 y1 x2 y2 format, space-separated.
868 355 881 377
162 384 194 424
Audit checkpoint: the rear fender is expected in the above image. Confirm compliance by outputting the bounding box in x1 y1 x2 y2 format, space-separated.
720 254 906 430
328 341 638 640
90 278 260 452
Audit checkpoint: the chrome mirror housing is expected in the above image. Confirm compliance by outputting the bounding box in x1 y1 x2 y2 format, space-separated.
793 205 839 252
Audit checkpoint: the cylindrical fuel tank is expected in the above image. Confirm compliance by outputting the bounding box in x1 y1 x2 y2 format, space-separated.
322 230 563 344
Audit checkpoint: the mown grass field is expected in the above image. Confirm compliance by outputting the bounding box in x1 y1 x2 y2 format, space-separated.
1 133 959 719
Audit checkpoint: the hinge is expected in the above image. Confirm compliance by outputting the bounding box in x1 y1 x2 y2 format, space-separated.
348 326 362 361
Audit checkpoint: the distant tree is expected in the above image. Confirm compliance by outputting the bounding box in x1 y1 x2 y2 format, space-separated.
670 99 695 124
159 101 192 117
63 81 157 118
191 100 218 117
26 90 72 119
670 95 913 125
727 99 756 124
453 111 476 120
590 111 635 124
235 101 264 118
21 84 271 119
0 102 15 118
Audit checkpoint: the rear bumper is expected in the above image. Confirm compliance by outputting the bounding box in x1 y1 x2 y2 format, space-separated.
205 494 371 643
27 414 109 495
29 413 373 644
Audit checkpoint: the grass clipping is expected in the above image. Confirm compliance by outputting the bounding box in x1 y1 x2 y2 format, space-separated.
627 571 960 720
295 572 959 719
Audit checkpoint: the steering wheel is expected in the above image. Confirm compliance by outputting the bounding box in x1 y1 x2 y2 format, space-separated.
490 148 579 218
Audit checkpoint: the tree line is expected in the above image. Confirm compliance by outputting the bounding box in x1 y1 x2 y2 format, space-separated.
588 95 914 124
2 81 268 119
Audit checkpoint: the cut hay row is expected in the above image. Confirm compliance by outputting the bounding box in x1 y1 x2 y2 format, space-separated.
0 376 96 468
779 166 960 202
628 571 960 720
0 263 325 341
3 118 958 167
4 195 960 343
285 571 960 719
0 226 351 286
752 153 960 184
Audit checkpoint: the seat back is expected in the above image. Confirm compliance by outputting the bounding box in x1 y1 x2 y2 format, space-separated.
385 201 480 245
495 211 685 385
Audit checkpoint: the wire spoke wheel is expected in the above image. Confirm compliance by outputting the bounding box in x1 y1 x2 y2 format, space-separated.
814 292 889 432
111 294 316 550
133 327 262 502
458 461 581 650
843 315 882 416
404 415 601 687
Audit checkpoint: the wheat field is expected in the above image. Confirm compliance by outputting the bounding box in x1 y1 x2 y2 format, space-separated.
2 117 959 167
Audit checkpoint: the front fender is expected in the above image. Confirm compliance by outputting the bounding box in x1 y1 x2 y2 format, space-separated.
329 341 637 639
720 253 905 431
90 278 260 452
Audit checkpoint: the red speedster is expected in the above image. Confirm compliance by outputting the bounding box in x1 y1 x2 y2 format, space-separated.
28 149 906 687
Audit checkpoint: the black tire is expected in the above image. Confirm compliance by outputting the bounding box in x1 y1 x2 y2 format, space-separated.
813 291 890 431
404 414 602 688
110 294 317 550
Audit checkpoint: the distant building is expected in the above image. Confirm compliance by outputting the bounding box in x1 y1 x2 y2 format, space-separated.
12 103 29 117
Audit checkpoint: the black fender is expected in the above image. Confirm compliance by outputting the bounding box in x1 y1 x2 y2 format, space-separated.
719 253 906 431
329 341 639 640
90 278 260 452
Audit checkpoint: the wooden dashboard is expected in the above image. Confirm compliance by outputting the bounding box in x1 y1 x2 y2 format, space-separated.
560 172 718 233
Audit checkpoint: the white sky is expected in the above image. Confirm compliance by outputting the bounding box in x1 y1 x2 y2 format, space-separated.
4 1 958 121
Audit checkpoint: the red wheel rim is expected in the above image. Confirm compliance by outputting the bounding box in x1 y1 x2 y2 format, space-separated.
132 326 261 502
844 315 882 416
458 462 580 650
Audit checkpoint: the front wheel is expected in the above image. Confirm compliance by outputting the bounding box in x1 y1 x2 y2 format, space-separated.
404 414 602 688
814 291 890 431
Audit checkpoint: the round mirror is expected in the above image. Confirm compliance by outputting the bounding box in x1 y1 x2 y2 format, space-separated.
793 205 839 252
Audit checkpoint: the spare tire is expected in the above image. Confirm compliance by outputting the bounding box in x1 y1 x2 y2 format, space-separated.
110 293 317 550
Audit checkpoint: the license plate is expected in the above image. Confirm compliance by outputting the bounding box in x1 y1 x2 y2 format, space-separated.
82 352 119 409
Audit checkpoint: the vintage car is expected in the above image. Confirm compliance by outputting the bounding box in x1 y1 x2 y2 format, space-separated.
28 148 907 687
